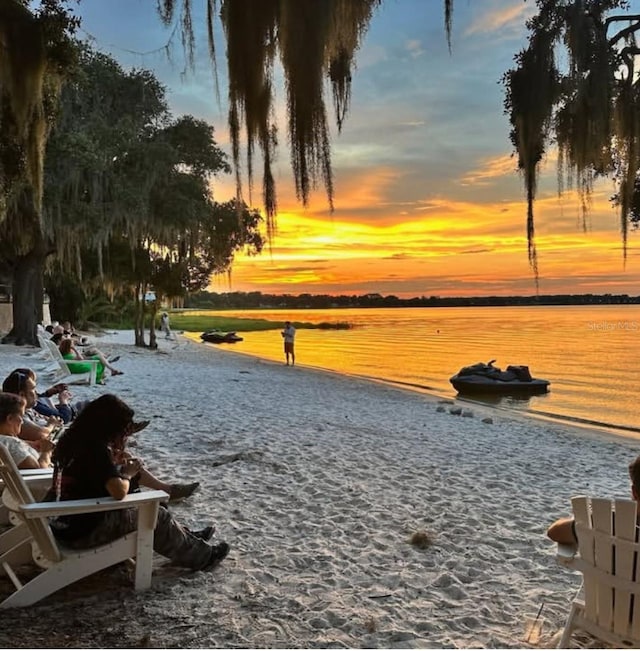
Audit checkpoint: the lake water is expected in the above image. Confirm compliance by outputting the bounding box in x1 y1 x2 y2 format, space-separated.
182 305 640 437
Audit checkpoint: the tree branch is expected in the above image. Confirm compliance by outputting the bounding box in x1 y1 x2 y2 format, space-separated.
606 15 640 46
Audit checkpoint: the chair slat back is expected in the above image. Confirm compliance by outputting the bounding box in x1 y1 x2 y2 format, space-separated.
573 496 598 621
0 446 61 563
37 333 50 352
613 499 638 637
591 498 614 628
44 338 63 361
572 495 640 641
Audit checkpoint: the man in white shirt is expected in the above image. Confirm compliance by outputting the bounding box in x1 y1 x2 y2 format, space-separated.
281 321 296 366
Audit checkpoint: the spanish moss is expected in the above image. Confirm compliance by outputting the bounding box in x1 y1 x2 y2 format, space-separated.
503 0 640 275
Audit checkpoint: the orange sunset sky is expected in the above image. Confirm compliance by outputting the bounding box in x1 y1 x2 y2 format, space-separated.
76 0 640 298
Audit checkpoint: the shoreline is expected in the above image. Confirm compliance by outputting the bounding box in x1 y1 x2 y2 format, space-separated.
0 331 636 648
199 335 640 449
177 304 640 436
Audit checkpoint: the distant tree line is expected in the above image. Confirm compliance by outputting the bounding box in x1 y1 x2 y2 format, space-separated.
185 291 640 310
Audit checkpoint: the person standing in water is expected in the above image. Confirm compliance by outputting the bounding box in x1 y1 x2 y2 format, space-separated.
281 321 296 366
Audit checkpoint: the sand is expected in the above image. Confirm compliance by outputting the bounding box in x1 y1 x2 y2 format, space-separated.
0 330 636 648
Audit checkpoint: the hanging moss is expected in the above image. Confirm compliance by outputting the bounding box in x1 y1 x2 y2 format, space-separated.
504 0 640 274
0 0 77 241
157 0 383 237
0 1 47 211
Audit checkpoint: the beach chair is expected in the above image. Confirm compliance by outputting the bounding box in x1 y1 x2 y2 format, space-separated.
0 468 52 526
38 335 99 386
35 335 71 383
14 336 61 379
556 496 640 648
0 469 53 563
0 446 167 608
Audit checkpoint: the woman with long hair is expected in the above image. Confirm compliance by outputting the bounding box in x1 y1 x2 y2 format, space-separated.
58 338 123 383
48 394 229 571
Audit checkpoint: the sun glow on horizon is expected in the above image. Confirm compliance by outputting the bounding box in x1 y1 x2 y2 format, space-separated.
193 3 640 300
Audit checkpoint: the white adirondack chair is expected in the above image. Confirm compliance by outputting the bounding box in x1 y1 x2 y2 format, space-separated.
38 335 99 386
0 446 168 608
0 468 52 526
556 496 640 648
0 469 53 562
35 335 72 383
20 342 60 375
11 337 60 379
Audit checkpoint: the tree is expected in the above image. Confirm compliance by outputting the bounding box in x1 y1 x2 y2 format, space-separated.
1 1 454 344
42 50 264 346
0 0 78 345
503 0 640 274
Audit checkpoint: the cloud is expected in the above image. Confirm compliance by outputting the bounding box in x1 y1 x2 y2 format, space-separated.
464 2 536 39
405 39 425 59
459 155 518 186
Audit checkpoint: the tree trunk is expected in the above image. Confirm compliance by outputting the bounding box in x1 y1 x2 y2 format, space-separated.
133 284 145 347
2 248 44 346
148 303 158 350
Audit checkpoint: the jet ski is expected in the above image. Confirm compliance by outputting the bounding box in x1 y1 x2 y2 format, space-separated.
200 330 244 344
449 360 550 395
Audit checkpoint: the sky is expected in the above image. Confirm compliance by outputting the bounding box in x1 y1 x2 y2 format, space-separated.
71 0 640 298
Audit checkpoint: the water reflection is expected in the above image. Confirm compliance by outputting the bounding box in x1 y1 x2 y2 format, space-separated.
182 305 640 434
455 391 548 409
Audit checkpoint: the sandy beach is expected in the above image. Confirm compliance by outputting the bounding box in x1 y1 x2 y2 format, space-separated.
0 330 636 648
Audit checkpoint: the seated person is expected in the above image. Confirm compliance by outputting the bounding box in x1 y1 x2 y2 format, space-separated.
61 320 75 335
0 392 55 469
547 455 640 544
60 320 86 342
46 394 228 570
58 337 123 382
7 368 82 424
2 370 61 441
1 371 195 502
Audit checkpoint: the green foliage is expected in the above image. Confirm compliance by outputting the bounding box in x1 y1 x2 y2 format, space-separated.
44 271 85 323
74 293 124 329
40 48 265 345
167 313 351 332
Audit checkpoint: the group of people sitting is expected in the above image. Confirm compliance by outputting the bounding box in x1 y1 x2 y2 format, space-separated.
42 321 124 384
0 361 229 572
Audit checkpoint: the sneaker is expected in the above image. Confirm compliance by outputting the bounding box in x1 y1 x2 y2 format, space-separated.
168 481 200 503
201 541 230 570
189 525 216 542
109 355 121 363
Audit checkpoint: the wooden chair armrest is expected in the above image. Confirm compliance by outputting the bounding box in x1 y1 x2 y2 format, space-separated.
556 543 578 565
20 476 52 489
2 474 52 497
19 469 54 477
19 490 168 518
